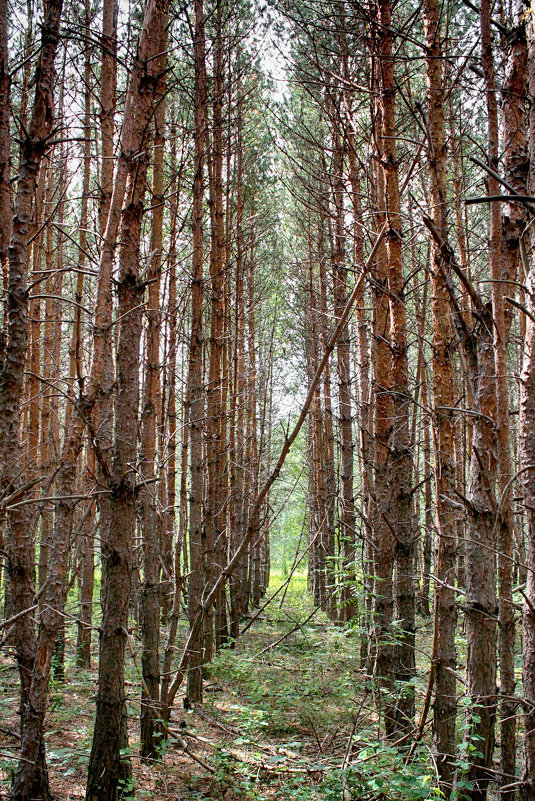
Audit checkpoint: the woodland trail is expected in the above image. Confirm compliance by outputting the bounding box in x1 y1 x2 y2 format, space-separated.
0 572 441 801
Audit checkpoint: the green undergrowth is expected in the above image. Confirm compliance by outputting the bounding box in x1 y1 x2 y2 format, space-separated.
200 571 441 801
1 571 443 801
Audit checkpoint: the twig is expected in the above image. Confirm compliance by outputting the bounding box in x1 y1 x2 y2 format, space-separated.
466 194 535 205
506 296 535 326
166 727 214 772
0 605 37 631
470 155 535 215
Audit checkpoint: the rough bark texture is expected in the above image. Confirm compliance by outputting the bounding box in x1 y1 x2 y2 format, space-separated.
5 2 65 797
422 0 458 785
371 150 396 731
331 117 356 622
140 18 167 760
498 0 527 788
205 3 229 652
465 309 498 801
74 0 95 670
377 0 416 729
86 1 169 797
186 0 207 705
0 0 63 479
229 100 247 639
0 0 11 278
520 9 535 799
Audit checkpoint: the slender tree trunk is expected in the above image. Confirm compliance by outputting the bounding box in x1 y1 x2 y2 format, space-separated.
0 0 11 277
72 0 95 671
0 0 62 478
331 117 356 622
186 0 207 705
497 1 527 789
519 10 535 799
139 18 167 760
371 151 396 732
347 143 374 648
422 0 458 783
77 492 95 668
246 239 260 608
205 2 228 650
465 309 498 801
4 3 64 797
318 211 336 619
229 83 248 640
160 122 182 722
377 0 415 731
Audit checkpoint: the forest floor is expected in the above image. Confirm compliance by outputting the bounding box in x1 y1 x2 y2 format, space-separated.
0 574 466 801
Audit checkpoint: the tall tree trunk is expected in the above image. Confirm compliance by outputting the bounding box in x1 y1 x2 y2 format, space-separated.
0 0 11 277
465 308 498 801
160 120 182 722
318 210 336 620
0 0 63 476
377 0 415 731
86 2 169 797
229 80 248 640
4 2 64 797
186 0 207 705
346 143 374 649
140 17 167 760
246 238 260 608
422 0 458 784
371 151 396 732
331 117 356 622
73 0 95 670
519 8 535 799
205 1 228 651
497 0 527 789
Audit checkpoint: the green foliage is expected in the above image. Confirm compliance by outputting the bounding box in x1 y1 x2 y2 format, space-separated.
450 698 486 801
319 745 441 801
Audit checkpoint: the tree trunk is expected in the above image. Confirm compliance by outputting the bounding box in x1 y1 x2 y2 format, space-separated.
377 0 416 731
4 2 64 797
498 0 527 789
422 0 458 783
139 17 167 760
370 151 396 733
331 116 356 622
0 0 11 276
519 9 535 799
186 0 207 705
86 2 169 797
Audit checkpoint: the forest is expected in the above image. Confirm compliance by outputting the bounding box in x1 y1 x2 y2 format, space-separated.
0 0 534 798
